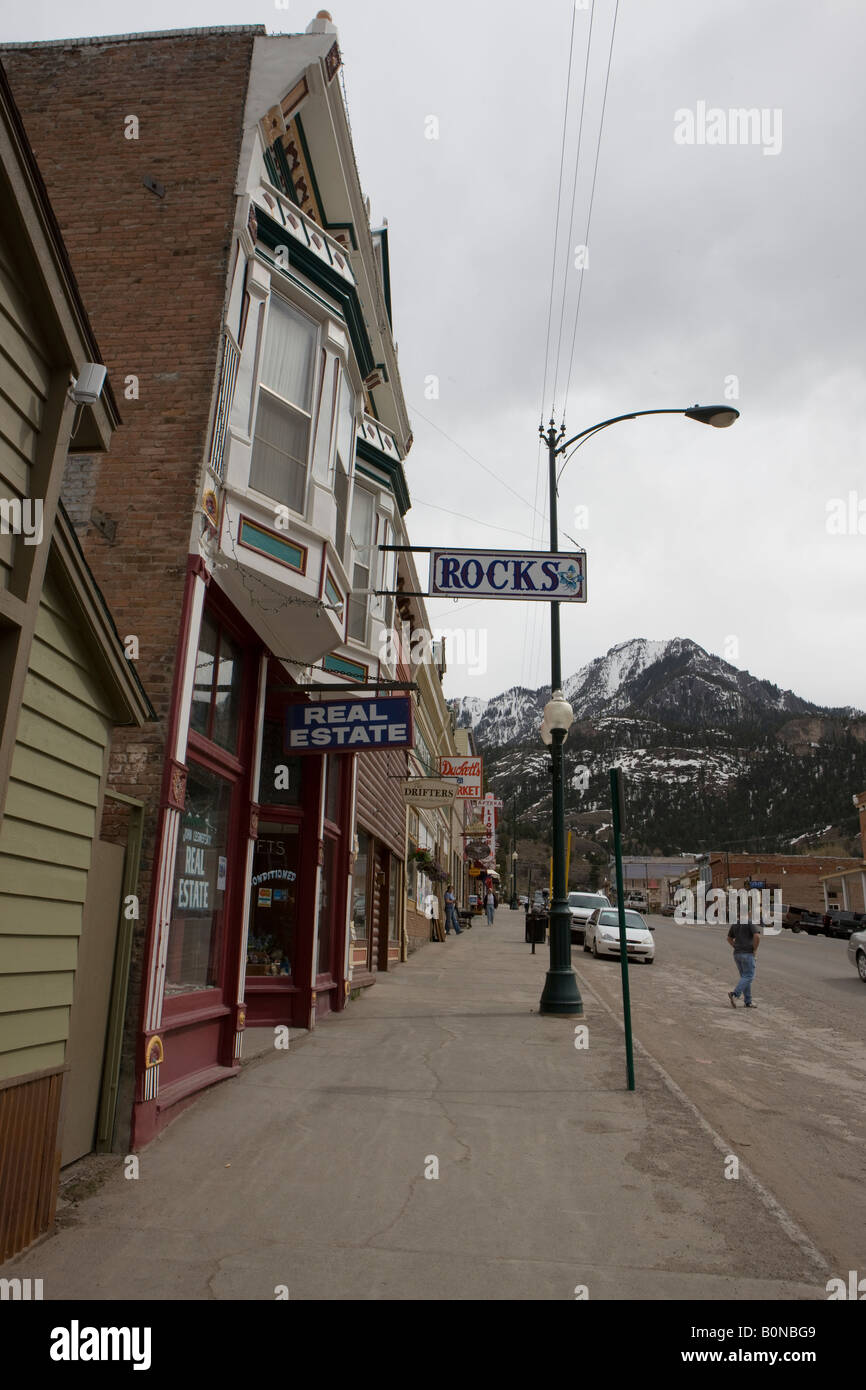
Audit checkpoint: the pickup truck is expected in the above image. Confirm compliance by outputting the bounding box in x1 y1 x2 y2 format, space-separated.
782 905 865 940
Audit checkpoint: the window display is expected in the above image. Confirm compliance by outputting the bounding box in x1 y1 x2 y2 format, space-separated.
165 763 232 995
247 822 300 977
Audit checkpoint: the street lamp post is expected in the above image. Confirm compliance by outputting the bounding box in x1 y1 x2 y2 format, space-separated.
536 403 739 1018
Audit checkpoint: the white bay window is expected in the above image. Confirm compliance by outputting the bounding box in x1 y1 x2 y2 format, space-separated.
250 296 317 512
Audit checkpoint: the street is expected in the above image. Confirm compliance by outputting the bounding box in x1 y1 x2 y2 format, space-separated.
575 916 866 1275
2 908 858 1302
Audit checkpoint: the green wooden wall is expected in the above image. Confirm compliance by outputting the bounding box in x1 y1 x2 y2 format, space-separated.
0 569 115 1081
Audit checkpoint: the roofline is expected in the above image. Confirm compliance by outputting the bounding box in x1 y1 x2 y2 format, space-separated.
0 26 267 50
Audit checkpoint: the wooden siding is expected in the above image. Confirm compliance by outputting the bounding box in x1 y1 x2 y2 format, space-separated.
0 1067 64 1261
0 228 50 592
355 747 406 856
0 568 113 1082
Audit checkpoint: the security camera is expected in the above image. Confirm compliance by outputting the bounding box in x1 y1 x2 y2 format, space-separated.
70 363 107 405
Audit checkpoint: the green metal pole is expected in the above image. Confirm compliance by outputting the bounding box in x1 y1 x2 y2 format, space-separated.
610 767 635 1090
539 424 583 1016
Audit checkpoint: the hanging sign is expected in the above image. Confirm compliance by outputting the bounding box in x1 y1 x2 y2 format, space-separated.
402 777 457 806
438 755 482 798
287 696 413 752
429 549 586 601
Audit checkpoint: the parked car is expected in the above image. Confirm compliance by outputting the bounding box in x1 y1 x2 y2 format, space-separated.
847 929 866 982
783 905 864 939
583 907 655 963
568 891 611 945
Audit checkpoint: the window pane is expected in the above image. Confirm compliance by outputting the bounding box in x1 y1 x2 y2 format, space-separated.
349 484 374 549
347 562 369 642
259 719 303 805
352 830 369 944
250 393 309 510
261 296 315 409
211 627 243 752
334 454 349 558
336 372 356 473
166 764 232 995
317 836 336 976
190 611 218 738
248 823 300 977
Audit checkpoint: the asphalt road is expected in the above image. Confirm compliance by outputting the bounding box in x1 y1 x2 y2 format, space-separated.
571 917 866 1276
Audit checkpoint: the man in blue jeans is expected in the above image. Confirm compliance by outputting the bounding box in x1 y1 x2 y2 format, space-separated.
727 914 760 1008
444 884 461 935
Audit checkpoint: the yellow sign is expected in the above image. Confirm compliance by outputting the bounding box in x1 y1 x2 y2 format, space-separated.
469 866 481 876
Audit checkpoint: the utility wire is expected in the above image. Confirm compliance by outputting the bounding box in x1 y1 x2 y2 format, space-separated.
550 0 597 420
539 1 579 425
562 0 621 425
410 403 547 520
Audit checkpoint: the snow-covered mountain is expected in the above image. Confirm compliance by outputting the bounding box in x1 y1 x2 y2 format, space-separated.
452 638 850 748
450 638 866 856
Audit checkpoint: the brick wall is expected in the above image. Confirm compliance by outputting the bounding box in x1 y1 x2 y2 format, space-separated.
709 853 864 915
2 32 256 1142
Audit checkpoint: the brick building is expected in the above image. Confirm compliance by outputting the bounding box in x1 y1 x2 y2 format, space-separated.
3 18 463 1150
698 852 865 917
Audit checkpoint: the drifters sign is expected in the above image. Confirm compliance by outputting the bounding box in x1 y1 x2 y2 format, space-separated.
287 697 413 753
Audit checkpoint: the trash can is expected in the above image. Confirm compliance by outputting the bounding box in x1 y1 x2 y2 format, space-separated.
525 911 548 944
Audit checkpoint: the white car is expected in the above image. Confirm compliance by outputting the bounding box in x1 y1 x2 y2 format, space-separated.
847 929 866 982
584 907 655 964
568 891 611 944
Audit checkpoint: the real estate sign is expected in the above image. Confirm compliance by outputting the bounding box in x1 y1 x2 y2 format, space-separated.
429 549 586 601
287 697 413 752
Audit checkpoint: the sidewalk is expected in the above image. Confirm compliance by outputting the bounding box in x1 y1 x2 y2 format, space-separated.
1 908 829 1300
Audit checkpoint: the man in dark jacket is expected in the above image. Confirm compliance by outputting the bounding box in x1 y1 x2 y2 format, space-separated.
727 915 760 1008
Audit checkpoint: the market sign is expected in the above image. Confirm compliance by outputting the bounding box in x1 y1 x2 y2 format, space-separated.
287 696 413 753
438 755 482 798
429 549 586 601
402 777 457 807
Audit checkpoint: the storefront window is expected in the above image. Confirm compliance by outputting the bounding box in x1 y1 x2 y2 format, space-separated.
317 837 336 977
247 822 300 977
259 718 303 806
352 829 370 945
190 611 243 753
165 763 232 995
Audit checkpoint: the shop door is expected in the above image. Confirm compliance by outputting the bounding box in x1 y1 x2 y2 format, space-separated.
62 839 126 1166
247 822 301 982
376 846 391 972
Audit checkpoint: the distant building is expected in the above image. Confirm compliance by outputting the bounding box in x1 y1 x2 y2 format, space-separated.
606 856 697 910
693 852 865 917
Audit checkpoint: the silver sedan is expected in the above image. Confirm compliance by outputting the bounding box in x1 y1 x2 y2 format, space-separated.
847 929 866 982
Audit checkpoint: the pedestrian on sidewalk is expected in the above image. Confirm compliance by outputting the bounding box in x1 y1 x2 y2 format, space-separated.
485 887 496 925
425 890 444 942
727 913 760 1008
444 883 462 934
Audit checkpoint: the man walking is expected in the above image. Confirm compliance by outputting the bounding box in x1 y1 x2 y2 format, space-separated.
727 909 760 1008
485 886 496 926
444 884 462 935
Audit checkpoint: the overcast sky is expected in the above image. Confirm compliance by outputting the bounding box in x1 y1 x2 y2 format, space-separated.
5 1 865 710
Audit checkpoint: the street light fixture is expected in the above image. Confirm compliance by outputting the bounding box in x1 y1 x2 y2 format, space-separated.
536 402 740 1017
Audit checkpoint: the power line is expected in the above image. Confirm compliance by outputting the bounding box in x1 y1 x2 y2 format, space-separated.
550 0 597 420
410 403 547 520
539 0 579 425
562 0 621 426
